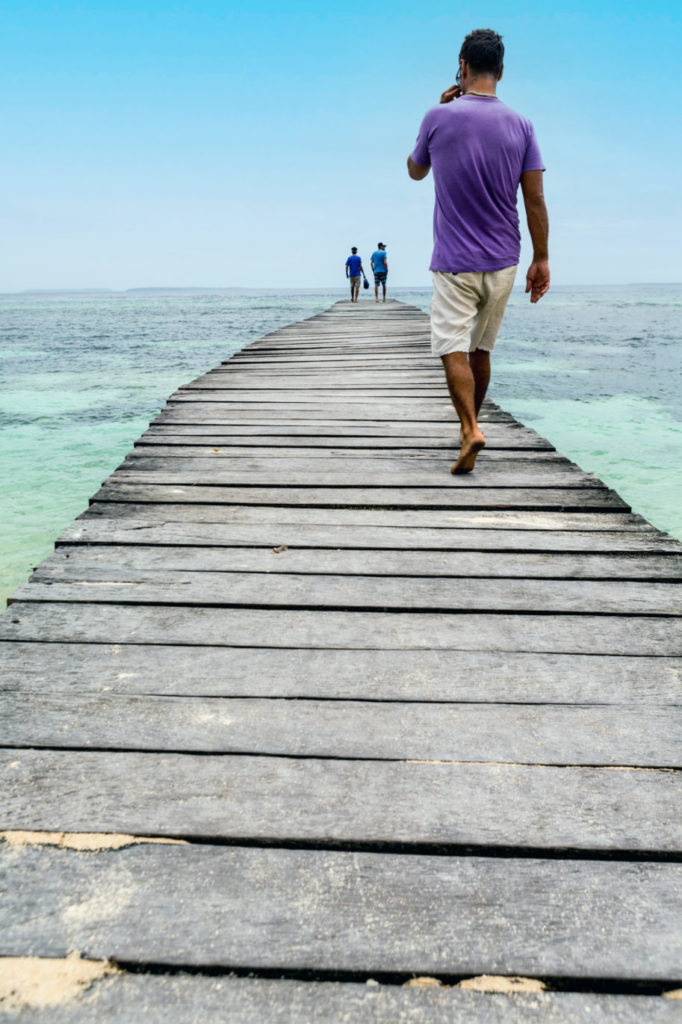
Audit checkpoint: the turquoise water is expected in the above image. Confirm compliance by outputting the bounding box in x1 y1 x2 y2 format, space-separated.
2 285 681 606
470 284 682 543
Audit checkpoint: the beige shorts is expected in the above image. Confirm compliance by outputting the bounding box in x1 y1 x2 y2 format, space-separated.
430 265 517 356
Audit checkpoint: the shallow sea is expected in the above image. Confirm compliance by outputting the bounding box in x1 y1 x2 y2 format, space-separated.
2 284 681 605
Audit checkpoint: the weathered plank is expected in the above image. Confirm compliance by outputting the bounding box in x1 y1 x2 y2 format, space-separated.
108 457 609 487
150 415 506 431
3 751 682 851
137 429 555 450
178 388 452 399
201 340 433 349
2 642 679 704
140 432 554 452
3 602 681 654
216 354 438 365
185 376 434 386
79 497 653 531
187 371 444 380
141 419 545 433
171 391 458 403
85 484 630 511
39 544 682 580
12 573 682 616
3 694 681 767
126 445 568 462
12 975 681 1024
154 402 514 420
2 844 682 978
59 520 676 553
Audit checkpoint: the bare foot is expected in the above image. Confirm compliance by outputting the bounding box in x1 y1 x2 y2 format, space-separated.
451 430 485 474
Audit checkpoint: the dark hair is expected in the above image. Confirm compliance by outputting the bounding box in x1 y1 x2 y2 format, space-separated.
351 247 357 253
459 28 504 78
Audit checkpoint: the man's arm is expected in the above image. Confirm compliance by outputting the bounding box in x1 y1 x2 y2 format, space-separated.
407 155 430 180
520 169 550 303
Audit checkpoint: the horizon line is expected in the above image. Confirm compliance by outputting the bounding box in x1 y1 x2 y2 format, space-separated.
2 281 682 297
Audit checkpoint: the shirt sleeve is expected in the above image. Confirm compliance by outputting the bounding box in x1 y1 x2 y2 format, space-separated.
410 112 432 167
522 121 545 173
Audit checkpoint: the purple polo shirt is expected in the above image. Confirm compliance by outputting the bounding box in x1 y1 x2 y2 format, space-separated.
411 95 544 273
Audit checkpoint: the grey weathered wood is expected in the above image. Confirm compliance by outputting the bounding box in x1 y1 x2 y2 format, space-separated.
39 544 682 580
171 390 456 402
3 751 682 852
240 334 431 343
85 484 630 511
3 602 681 654
59 519 677 553
4 298 681 1003
216 353 438 364
126 445 567 462
2 844 682 978
185 372 444 382
3 694 681 767
178 387 451 399
13 573 682 616
171 363 484 373
138 429 555 450
141 418 542 432
191 375 436 385
154 402 513 420
189 368 441 379
79 497 654 531
203 340 433 348
108 456 609 487
142 429 553 448
151 415 502 430
14 975 682 1024
2 642 680 704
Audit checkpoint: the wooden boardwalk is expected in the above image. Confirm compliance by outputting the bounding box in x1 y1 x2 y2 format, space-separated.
2 299 682 1020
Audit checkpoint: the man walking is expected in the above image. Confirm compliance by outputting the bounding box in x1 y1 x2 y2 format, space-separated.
407 28 549 473
370 243 389 302
345 247 366 303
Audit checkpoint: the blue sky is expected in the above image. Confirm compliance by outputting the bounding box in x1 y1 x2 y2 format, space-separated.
2 0 681 289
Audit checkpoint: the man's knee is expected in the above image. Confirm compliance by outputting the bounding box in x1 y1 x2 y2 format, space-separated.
441 351 470 370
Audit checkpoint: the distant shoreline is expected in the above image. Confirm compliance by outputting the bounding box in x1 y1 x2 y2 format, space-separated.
2 281 682 298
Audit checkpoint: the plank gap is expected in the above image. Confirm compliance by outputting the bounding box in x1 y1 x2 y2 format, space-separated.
110 961 682 997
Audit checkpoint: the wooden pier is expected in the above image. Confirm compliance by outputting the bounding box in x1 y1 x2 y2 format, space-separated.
2 299 682 1020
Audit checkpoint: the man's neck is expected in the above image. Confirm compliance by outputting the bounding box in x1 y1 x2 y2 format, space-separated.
465 77 497 97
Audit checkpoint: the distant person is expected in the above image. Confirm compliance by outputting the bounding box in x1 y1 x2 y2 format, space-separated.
370 243 389 302
407 28 549 473
345 247 366 303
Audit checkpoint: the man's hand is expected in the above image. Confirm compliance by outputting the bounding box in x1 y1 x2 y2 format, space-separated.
440 84 463 104
525 260 550 303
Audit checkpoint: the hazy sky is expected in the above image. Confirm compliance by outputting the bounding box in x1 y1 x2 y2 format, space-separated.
2 0 681 290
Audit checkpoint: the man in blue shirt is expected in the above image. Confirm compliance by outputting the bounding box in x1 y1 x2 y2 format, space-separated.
370 243 388 302
345 247 366 303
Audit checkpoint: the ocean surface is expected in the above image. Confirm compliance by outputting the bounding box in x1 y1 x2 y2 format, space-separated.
2 284 681 606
